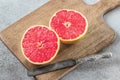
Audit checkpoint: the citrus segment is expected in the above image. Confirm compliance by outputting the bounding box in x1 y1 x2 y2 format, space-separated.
50 9 88 44
21 26 60 65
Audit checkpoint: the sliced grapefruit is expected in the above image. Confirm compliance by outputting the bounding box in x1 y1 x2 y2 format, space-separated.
50 9 88 44
21 25 60 65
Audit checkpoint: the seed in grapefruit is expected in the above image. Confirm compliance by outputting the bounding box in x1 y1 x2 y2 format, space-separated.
21 25 60 65
50 9 88 44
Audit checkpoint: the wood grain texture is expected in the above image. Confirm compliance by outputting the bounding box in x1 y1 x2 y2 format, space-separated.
0 0 120 80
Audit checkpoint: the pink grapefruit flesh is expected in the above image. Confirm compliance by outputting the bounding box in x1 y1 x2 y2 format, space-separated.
50 9 88 44
21 26 60 65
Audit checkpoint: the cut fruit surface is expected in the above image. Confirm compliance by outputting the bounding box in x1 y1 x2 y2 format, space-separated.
21 26 60 65
50 9 88 44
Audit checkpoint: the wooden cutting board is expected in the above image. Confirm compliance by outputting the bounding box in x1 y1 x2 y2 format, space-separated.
0 0 120 80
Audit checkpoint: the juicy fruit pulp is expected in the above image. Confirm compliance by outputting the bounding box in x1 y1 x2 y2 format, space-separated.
21 26 60 65
50 9 88 44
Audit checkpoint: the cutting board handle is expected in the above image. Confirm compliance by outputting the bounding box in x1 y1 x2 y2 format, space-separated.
92 0 120 15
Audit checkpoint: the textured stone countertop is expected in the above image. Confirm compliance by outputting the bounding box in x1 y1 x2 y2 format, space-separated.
0 0 120 80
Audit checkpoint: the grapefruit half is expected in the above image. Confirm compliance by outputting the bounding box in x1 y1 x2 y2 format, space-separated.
21 25 60 65
50 9 88 44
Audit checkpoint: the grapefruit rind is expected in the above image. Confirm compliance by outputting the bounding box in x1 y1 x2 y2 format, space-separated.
21 25 60 65
49 9 88 44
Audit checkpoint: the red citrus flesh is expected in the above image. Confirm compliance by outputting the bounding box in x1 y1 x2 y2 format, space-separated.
50 9 88 44
21 26 60 65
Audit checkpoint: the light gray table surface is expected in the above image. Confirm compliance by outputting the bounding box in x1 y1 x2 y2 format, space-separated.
0 0 120 80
